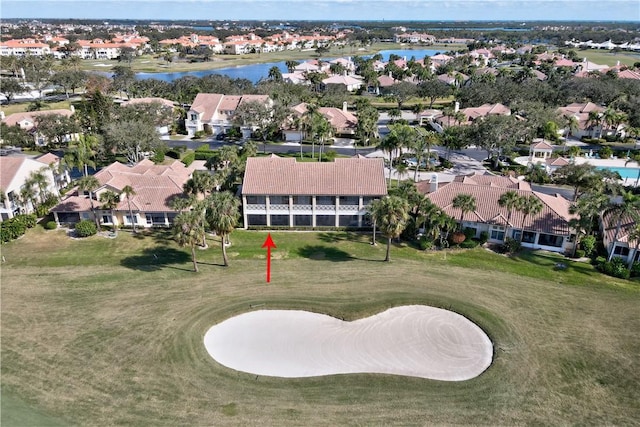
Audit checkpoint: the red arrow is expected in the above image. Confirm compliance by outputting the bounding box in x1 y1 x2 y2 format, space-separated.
261 233 277 283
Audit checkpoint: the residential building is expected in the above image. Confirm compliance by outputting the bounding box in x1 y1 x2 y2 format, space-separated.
420 173 576 254
283 102 358 142
0 155 60 221
52 159 194 227
241 156 387 229
558 102 605 139
1 108 77 146
601 210 640 265
185 93 272 137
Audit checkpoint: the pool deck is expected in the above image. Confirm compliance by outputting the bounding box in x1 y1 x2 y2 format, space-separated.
516 156 640 186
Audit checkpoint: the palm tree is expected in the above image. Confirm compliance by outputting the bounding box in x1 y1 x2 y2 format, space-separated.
368 196 410 262
121 185 137 233
172 210 205 272
29 168 50 204
452 193 477 231
625 152 640 186
77 175 101 230
268 66 283 82
516 195 543 243
605 190 640 261
65 134 98 177
587 110 602 139
568 192 609 257
205 191 241 266
381 124 417 187
19 183 37 214
285 60 299 73
99 190 120 227
498 190 521 229
183 172 215 200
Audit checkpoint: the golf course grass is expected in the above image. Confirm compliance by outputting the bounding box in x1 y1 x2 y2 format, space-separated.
1 227 639 425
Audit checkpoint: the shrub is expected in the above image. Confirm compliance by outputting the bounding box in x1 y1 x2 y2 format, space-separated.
0 219 26 243
502 237 521 254
581 235 597 257
450 231 466 244
181 152 196 167
75 220 97 237
631 262 640 278
151 150 165 164
195 151 215 161
418 236 434 250
479 231 489 244
14 214 37 229
460 239 479 249
463 227 476 240
192 130 206 139
323 150 337 162
166 150 180 159
575 249 586 258
195 144 212 152
44 221 58 230
597 257 630 279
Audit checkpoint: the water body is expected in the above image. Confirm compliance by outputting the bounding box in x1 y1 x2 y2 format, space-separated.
135 49 442 83
597 166 640 180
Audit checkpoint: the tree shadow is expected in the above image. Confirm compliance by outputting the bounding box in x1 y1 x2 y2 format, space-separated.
297 245 353 262
317 231 372 244
121 246 192 272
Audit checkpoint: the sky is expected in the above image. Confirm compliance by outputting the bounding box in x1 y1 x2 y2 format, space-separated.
1 0 639 22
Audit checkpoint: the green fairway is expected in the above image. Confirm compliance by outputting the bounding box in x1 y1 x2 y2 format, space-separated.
1 227 639 425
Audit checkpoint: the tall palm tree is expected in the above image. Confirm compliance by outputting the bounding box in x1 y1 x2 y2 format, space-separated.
65 134 98 177
77 175 101 230
381 123 417 186
498 190 521 229
172 210 205 272
605 190 640 261
452 193 477 231
205 191 241 266
368 196 410 262
516 195 543 243
19 183 37 214
268 66 283 82
29 168 50 204
586 110 602 139
121 185 137 233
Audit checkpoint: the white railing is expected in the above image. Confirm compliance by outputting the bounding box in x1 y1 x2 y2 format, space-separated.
292 204 312 211
339 205 359 211
316 204 336 211
270 204 289 211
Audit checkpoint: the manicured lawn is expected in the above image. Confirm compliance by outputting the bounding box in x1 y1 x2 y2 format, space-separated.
0 100 74 116
575 48 640 67
1 227 639 425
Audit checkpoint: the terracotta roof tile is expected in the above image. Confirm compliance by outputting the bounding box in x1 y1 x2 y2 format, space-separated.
242 156 387 196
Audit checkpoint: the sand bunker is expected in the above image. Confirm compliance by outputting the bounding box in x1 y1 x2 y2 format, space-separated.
204 305 492 381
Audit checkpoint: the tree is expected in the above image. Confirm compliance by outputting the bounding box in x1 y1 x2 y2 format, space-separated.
568 192 609 257
103 120 162 164
0 78 24 102
418 79 451 108
452 193 477 230
112 65 136 99
498 190 521 228
77 175 101 230
65 134 98 177
28 167 50 204
205 191 241 266
268 66 283 82
554 163 604 202
354 99 379 148
626 222 640 272
35 113 78 148
367 196 410 262
285 60 299 73
173 210 205 272
379 123 416 187
118 46 136 65
516 195 543 243
121 185 137 233
382 81 419 109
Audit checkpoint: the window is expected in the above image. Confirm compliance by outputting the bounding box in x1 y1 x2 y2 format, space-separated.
269 195 288 205
247 215 267 226
339 196 359 206
523 231 536 243
316 196 335 206
490 229 505 241
102 215 112 224
316 215 335 227
613 246 630 256
538 233 563 248
246 195 266 204
339 215 359 227
190 113 198 121
293 195 311 206
125 215 138 225
293 215 312 226
270 215 289 226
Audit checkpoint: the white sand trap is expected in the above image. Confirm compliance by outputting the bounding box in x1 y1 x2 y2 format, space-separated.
203 305 493 381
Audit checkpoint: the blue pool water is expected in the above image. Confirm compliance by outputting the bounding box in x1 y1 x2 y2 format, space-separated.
597 166 640 180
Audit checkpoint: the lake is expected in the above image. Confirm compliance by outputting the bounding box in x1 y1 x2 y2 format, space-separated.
134 49 443 83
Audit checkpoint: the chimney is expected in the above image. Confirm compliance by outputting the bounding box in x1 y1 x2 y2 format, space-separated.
342 101 348 112
454 101 460 113
430 174 438 193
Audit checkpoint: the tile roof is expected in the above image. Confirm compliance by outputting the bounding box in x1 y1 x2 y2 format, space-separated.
36 152 62 166
602 210 640 248
423 174 572 234
53 160 193 213
121 97 175 108
0 157 25 191
2 109 74 128
242 156 387 197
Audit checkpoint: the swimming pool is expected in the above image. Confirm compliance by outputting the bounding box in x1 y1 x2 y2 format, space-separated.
597 166 640 180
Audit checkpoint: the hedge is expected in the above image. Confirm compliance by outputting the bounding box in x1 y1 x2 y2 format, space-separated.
0 214 36 243
181 152 196 166
75 220 97 237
